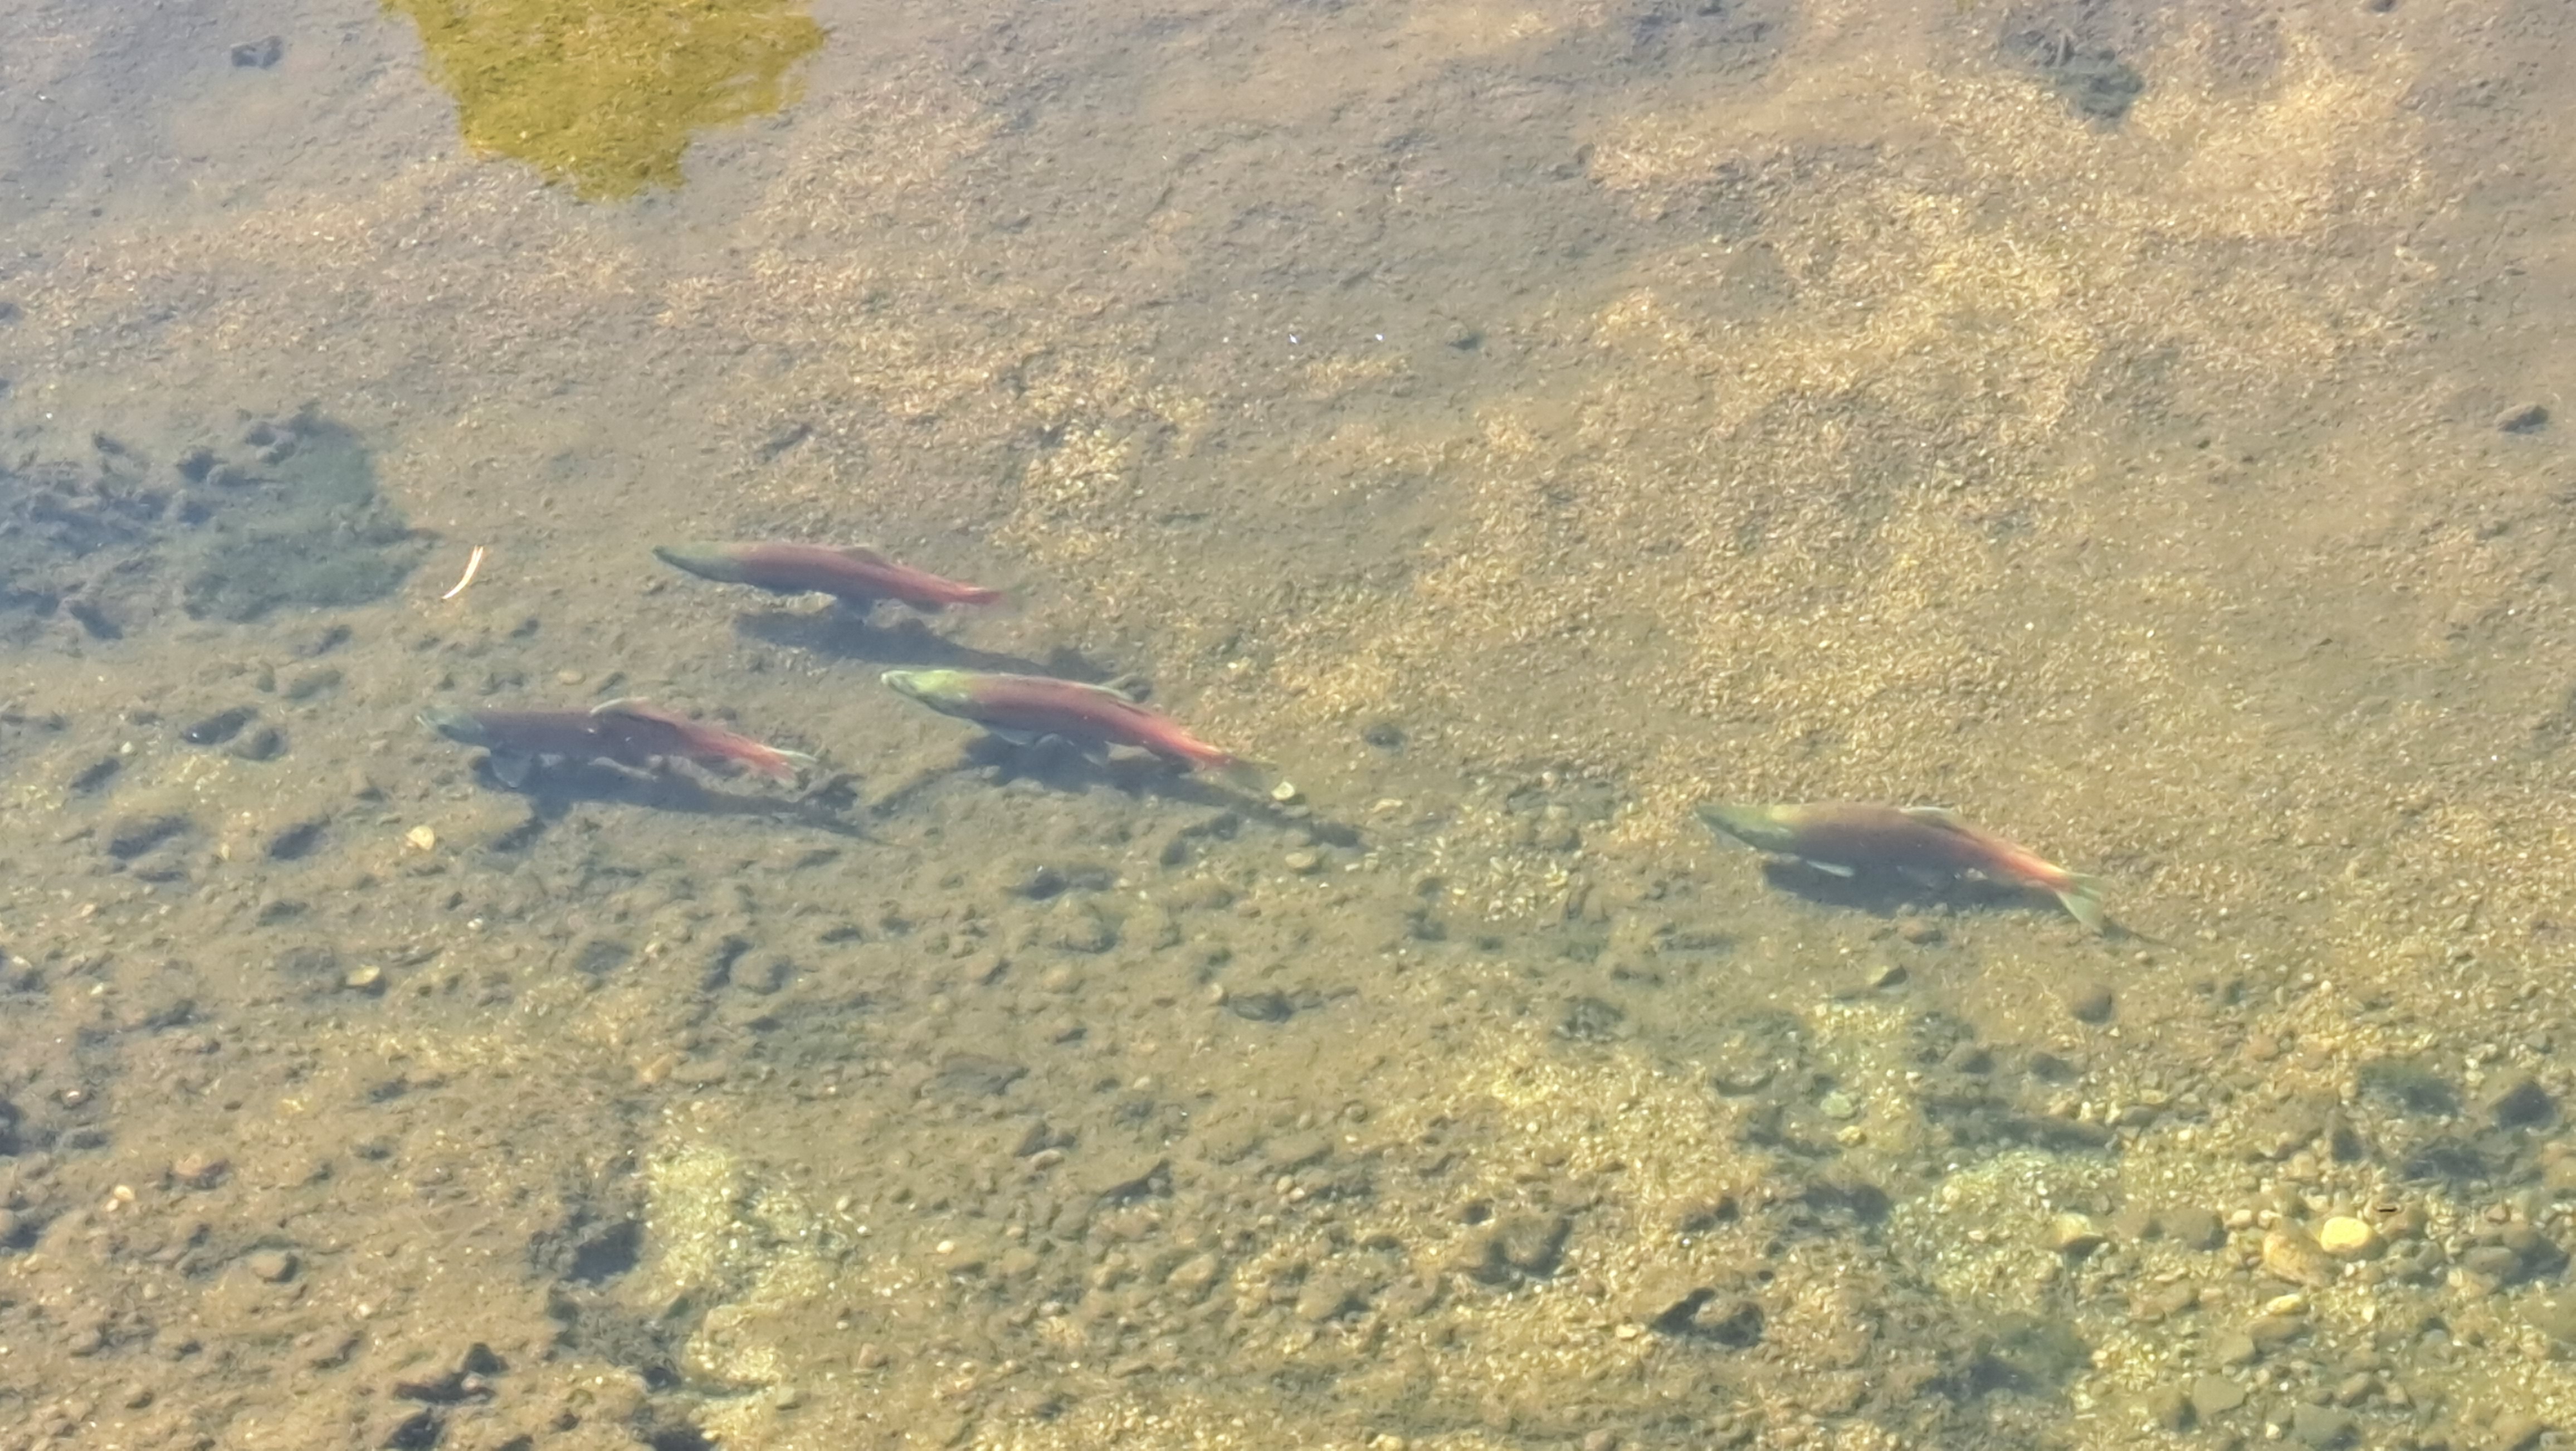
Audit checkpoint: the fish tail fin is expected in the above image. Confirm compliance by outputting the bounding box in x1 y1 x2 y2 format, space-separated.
733 741 814 782
2053 872 2109 933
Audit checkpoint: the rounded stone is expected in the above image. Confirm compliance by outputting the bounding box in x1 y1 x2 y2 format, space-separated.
2316 1215 2379 1259
2260 1226 2337 1287
245 1248 298 1282
2189 1374 2247 1418
2046 1211 2106 1257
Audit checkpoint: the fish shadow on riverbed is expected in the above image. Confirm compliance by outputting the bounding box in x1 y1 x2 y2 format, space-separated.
869 734 1360 845
475 758 866 840
1757 860 2070 929
735 608 1066 675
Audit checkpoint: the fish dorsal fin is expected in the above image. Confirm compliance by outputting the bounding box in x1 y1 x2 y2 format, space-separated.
837 544 890 565
1900 805 1970 831
589 697 650 718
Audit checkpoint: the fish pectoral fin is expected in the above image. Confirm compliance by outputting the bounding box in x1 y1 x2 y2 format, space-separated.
489 752 533 788
2055 873 2110 933
1799 858 1858 878
1896 865 1951 888
986 728 1041 747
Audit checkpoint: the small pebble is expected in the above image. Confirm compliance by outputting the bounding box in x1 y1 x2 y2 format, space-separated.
2260 1226 2338 1287
1283 850 1321 875
1269 781 1301 805
2046 1211 2106 1257
404 825 437 852
342 965 384 994
2315 1215 2379 1258
245 1249 298 1282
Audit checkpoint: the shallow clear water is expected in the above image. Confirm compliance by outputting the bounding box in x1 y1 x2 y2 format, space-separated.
6 1 2576 1447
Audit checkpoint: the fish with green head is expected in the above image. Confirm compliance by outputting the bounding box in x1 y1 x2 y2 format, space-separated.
882 668 1262 782
1697 802 2107 932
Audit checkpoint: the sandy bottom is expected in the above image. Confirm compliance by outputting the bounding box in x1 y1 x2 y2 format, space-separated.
6 0 2576 1447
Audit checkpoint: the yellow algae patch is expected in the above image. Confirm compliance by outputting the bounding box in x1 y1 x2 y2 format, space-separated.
384 0 824 199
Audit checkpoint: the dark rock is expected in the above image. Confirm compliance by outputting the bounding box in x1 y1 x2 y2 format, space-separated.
265 816 328 861
105 813 191 860
2144 1384 2192 1431
2245 1313 2307 1350
375 1406 441 1450
229 35 284 67
2486 1073 2554 1128
2067 983 2115 1024
1292 1274 1368 1323
182 706 256 746
1559 996 1626 1041
2290 1404 2355 1448
2359 1057 2458 1116
230 725 286 761
2164 1206 2226 1250
2497 403 2550 434
1967 1314 2089 1392
929 1055 1024 1100
1227 989 1296 1023
1642 1287 1765 1346
2189 1374 2248 1417
245 1248 297 1282
1087 1155 1170 1204
2458 1244 2521 1280
1481 1211 1570 1278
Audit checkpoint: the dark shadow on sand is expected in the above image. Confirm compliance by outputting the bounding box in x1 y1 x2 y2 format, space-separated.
735 608 1099 676
867 734 1359 845
1756 859 2106 934
469 757 866 845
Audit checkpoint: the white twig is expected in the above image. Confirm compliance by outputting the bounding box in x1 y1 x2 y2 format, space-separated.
438 546 487 601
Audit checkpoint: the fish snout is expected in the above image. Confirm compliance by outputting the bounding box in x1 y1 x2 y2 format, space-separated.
653 543 745 582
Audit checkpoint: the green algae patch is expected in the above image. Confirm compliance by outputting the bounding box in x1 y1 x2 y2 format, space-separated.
386 0 824 200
